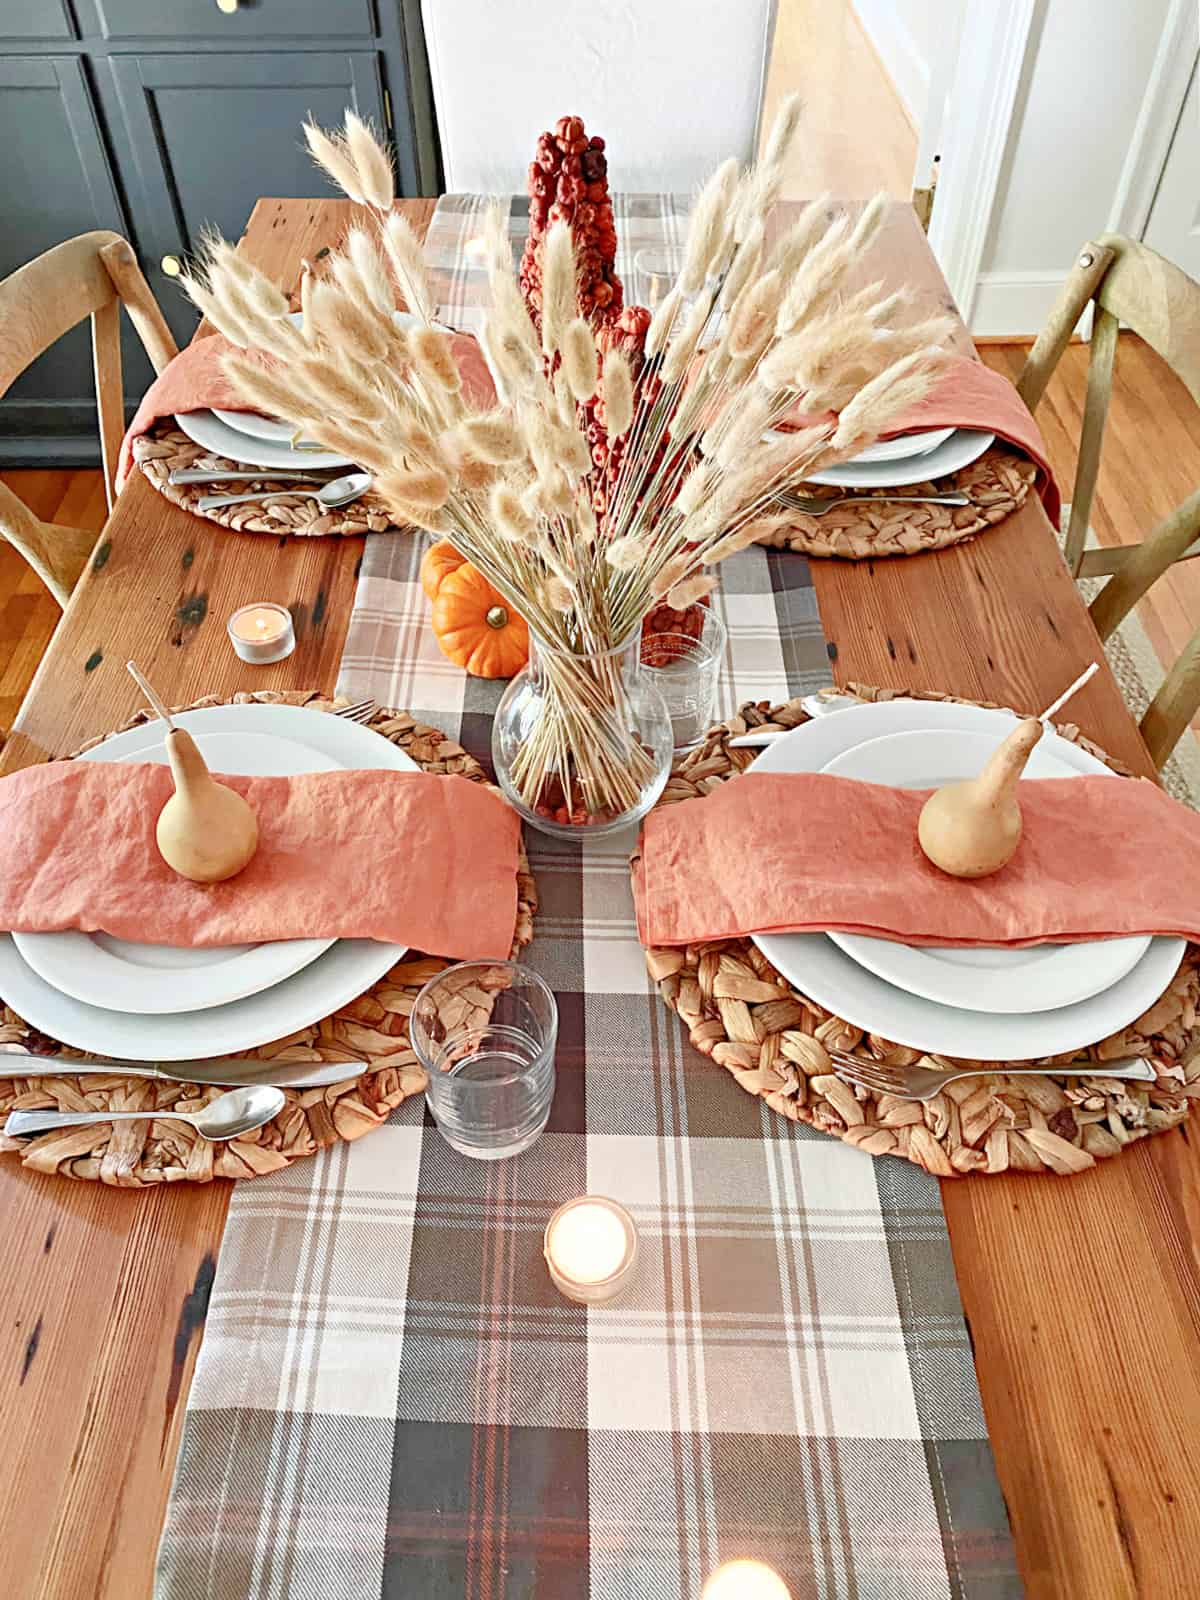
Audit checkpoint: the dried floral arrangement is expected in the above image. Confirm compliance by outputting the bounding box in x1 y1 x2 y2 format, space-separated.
182 99 953 825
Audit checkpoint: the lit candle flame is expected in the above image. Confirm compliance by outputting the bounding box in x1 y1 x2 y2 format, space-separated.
702 1560 792 1600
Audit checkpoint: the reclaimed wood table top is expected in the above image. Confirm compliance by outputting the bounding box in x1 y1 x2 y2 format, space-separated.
1 197 1197 1600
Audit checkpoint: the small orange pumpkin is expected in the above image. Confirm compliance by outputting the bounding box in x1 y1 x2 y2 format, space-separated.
431 564 530 679
419 538 467 602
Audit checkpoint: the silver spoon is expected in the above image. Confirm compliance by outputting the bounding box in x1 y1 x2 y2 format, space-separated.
196 470 372 514
3 1083 285 1142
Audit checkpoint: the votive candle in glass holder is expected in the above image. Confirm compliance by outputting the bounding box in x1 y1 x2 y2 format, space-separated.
702 1560 792 1600
227 602 295 665
544 1196 638 1304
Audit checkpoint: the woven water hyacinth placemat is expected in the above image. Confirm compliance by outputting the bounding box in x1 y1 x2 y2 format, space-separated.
635 683 1200 1177
0 692 537 1186
756 445 1037 559
132 425 401 538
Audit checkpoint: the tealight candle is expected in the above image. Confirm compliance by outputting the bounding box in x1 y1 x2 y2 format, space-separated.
544 1196 638 1304
227 602 295 665
702 1559 792 1600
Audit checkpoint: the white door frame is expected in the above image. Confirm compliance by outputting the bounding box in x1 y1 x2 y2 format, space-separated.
926 0 1038 324
1107 0 1199 239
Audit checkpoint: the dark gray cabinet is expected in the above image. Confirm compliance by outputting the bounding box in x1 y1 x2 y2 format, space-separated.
0 2 438 466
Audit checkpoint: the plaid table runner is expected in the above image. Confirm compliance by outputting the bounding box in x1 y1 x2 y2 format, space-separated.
155 199 1020 1600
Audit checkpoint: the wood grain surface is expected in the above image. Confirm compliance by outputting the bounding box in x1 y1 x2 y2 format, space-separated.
1 198 1197 1600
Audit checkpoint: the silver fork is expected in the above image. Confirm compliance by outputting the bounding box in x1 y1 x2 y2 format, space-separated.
826 1046 1158 1101
779 491 971 516
332 697 377 724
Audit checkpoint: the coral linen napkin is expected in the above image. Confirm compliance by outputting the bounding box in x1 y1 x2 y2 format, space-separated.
633 771 1200 948
115 331 496 491
0 764 520 960
782 354 1060 524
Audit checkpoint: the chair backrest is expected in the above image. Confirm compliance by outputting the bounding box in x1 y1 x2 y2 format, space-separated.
1018 234 1200 769
0 231 177 509
421 0 777 192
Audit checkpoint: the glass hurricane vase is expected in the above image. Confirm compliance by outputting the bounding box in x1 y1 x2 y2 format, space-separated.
492 630 673 839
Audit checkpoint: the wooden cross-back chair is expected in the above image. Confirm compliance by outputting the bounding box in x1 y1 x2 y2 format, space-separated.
0 231 178 606
1018 233 1200 769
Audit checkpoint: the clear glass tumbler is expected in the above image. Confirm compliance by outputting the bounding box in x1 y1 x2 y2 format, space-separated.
633 245 685 309
640 608 728 751
410 961 557 1160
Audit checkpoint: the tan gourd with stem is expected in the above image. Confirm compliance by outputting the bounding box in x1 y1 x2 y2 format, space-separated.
127 662 259 883
918 719 1044 879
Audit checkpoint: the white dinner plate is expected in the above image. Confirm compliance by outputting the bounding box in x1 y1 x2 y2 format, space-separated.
747 700 1186 1058
819 728 1150 1013
14 730 342 1014
174 408 353 472
0 704 418 1059
807 428 995 489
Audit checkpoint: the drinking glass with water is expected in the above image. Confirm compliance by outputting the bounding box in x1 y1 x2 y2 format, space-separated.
409 961 557 1159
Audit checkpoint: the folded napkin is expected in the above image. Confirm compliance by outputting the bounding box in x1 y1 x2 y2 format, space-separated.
0 764 520 960
634 771 1200 948
781 354 1060 525
116 331 496 491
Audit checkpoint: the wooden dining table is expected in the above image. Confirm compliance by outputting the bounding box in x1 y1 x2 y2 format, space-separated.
2 196 1198 1600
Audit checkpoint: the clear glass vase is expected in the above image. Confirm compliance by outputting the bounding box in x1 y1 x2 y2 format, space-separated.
492 630 673 839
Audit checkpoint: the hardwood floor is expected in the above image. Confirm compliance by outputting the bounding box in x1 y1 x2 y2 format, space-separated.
761 0 918 198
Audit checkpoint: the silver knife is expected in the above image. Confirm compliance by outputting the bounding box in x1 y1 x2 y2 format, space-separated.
0 1044 366 1090
168 468 328 486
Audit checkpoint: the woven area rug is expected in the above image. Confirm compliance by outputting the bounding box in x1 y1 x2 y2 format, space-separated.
154 201 1020 1600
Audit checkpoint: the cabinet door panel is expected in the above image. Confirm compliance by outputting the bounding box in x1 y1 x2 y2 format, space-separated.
90 0 375 42
0 1 75 40
107 52 385 330
0 56 137 436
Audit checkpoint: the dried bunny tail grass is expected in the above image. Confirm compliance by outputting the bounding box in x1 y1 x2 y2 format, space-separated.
410 325 461 392
459 455 497 493
303 120 366 205
180 272 253 349
831 349 942 451
760 91 803 181
645 286 682 359
706 515 789 562
760 307 871 393
774 212 852 333
735 94 802 238
342 110 394 210
680 157 739 293
377 464 449 511
600 349 634 437
555 425 593 481
522 404 561 480
766 194 835 278
490 482 535 542
312 417 393 472
604 534 644 571
727 268 782 362
848 192 889 257
460 410 525 464
666 573 716 610
382 211 434 322
543 575 574 611
561 318 598 402
649 550 694 599
540 222 577 356
719 218 764 312
377 487 447 534
704 389 772 465
662 288 715 384
343 226 396 315
675 458 714 514
294 351 386 422
306 279 390 363
553 369 578 428
221 350 306 424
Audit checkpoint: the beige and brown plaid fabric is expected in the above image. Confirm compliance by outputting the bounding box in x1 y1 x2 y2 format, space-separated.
155 197 1021 1600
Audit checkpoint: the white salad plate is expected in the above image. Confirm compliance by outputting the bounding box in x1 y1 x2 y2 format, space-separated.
841 426 955 464
0 703 417 1059
806 428 995 489
210 407 322 447
747 699 1186 1057
173 407 352 472
819 728 1150 1013
14 730 342 1014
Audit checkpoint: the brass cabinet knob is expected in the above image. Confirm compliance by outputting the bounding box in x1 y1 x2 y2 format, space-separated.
161 254 182 278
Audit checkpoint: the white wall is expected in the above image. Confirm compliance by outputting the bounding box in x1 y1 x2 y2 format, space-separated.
852 0 948 126
969 0 1185 335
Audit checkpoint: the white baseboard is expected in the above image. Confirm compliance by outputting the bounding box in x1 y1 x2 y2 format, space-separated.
970 269 1092 339
851 0 928 126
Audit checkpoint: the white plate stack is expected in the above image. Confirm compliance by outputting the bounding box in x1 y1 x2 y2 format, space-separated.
766 424 996 488
0 705 416 1061
748 700 1186 1058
